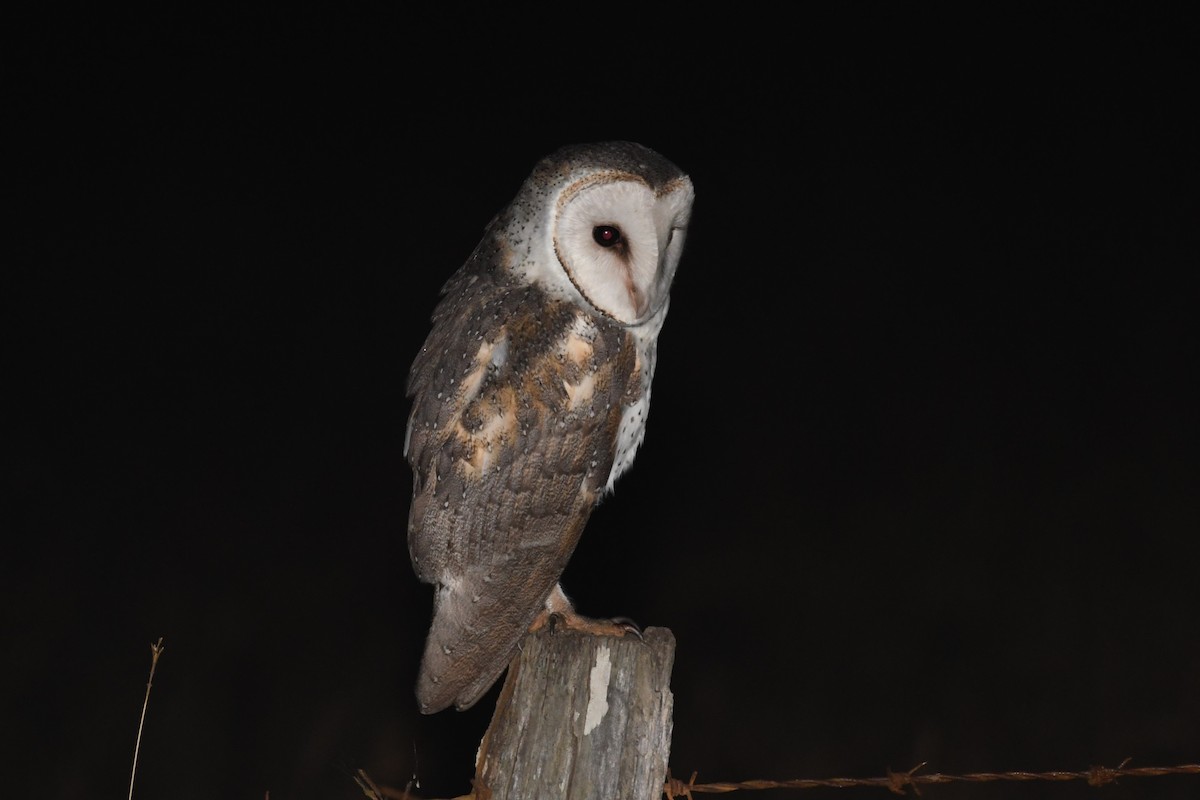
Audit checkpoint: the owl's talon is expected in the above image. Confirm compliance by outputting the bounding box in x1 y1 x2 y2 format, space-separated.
610 616 643 639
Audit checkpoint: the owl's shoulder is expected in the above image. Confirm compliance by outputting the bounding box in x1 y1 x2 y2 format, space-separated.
409 246 640 395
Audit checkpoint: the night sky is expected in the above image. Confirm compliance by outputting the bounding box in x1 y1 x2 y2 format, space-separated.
8 8 1197 800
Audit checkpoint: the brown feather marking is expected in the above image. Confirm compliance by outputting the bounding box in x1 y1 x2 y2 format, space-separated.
456 385 519 478
564 329 593 365
458 336 499 404
561 320 599 410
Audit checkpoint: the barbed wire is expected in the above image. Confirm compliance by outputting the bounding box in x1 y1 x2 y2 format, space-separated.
662 759 1200 797
356 760 1200 799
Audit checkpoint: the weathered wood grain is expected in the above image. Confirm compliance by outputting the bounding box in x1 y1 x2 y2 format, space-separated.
474 626 676 800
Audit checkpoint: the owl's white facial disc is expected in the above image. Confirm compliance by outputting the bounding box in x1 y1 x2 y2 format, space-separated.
552 174 693 326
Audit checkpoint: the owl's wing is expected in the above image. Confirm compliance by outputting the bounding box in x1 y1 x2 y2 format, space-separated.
405 264 639 713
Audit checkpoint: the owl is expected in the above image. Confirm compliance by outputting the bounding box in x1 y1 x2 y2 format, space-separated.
404 141 695 714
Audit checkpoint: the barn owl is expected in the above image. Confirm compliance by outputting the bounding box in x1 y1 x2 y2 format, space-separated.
404 141 694 713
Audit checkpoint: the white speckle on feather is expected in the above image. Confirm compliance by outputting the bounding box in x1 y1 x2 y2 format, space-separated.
583 646 612 736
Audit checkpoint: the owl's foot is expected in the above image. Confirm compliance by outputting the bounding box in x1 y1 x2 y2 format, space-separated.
539 609 642 639
531 584 642 639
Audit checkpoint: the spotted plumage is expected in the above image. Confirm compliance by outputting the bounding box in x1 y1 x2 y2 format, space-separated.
405 141 694 713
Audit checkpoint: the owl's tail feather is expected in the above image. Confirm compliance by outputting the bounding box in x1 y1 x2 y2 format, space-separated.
416 576 547 714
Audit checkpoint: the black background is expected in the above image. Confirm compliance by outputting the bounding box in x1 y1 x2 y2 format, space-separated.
7 7 1197 800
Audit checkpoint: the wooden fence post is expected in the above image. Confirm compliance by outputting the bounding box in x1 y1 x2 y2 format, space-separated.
473 626 676 800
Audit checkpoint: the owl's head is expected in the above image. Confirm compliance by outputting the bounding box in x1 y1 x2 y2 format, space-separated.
503 141 694 327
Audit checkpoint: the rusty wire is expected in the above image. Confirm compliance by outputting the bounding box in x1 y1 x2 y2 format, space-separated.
662 760 1200 797
357 760 1200 799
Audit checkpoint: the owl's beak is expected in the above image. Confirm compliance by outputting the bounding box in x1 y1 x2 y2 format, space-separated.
623 274 651 320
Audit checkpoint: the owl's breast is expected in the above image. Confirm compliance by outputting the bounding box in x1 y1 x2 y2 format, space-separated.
603 301 667 492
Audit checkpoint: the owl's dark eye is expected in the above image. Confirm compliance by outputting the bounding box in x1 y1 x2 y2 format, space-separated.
592 225 622 248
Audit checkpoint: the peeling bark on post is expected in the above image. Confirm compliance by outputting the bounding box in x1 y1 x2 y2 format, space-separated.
474 626 676 800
